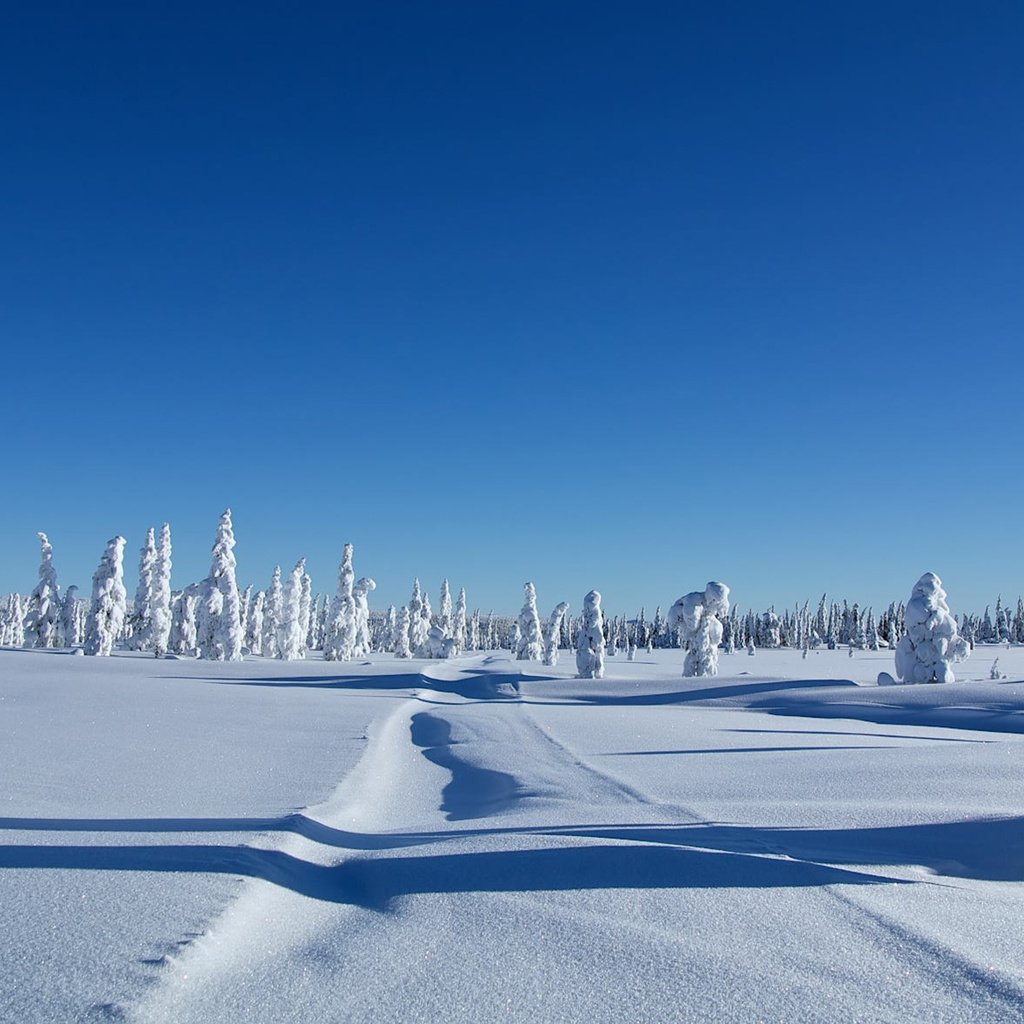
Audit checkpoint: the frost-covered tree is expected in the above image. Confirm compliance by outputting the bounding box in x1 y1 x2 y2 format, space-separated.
60 585 81 648
393 605 412 658
438 579 453 636
543 601 569 667
668 582 730 678
84 536 127 656
894 572 970 684
24 532 62 648
277 559 306 660
517 582 544 661
469 607 480 651
452 587 467 654
245 590 265 655
299 572 313 654
509 620 520 654
262 566 283 659
2 593 25 646
149 523 173 657
128 528 157 649
407 578 431 654
198 509 243 661
353 576 376 657
324 544 357 662
575 590 605 679
169 583 199 655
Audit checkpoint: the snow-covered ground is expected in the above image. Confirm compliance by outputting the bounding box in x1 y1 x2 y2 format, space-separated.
2 645 1023 1022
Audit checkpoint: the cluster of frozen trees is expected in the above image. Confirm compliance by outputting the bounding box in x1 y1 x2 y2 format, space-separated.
0 522 1016 688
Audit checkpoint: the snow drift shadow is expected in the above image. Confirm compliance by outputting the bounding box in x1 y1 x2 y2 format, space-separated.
751 698 1024 735
410 712 526 820
0 840 898 908
547 678 860 707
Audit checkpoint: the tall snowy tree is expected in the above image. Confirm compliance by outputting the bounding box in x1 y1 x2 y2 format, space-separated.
245 590 265 655
408 578 431 654
277 558 306 660
543 602 569 667
516 582 544 661
437 579 453 637
324 544 357 661
299 571 313 654
393 605 412 658
84 536 127 656
452 587 467 654
198 509 243 661
128 528 157 649
262 566 283 659
23 531 61 648
353 576 376 657
60 585 81 648
149 523 173 657
575 590 605 679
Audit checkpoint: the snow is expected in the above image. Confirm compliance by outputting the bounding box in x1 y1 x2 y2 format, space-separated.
2 645 1024 1022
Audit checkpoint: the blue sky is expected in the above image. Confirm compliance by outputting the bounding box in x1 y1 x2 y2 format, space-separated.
2 1 1022 616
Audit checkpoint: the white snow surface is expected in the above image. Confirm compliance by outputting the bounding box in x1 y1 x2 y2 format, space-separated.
2 645 1024 1023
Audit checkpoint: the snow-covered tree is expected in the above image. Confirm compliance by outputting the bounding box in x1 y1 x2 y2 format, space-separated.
543 601 569 667
277 559 306 660
23 531 62 648
353 576 376 657
668 581 730 678
128 528 157 649
60 585 81 648
438 579 453 636
169 584 199 655
245 590 265 655
324 544 357 662
894 572 969 684
393 605 412 658
517 582 544 661
468 607 480 651
299 571 313 654
198 509 243 661
262 566 283 659
452 587 467 655
150 523 173 657
575 590 605 679
1 593 25 646
407 578 430 654
84 536 127 656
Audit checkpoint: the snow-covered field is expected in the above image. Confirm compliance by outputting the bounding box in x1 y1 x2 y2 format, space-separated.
2 645 1023 1023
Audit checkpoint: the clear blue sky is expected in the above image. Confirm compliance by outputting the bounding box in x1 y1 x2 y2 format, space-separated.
2 1 1022 617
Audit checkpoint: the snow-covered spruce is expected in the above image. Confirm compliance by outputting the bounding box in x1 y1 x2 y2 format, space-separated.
299 571 313 654
407 579 430 655
353 576 376 657
894 572 970 684
453 587 468 655
245 590 265 655
393 605 412 658
60 585 81 648
261 567 283 659
277 559 306 660
23 532 61 648
438 579 453 636
324 544 357 662
149 523 173 657
1 593 25 646
517 582 544 661
198 509 243 661
576 590 605 679
668 581 730 678
84 536 127 656
128 528 156 650
543 601 569 667
169 583 199 656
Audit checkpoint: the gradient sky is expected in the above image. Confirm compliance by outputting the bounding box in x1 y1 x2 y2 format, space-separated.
2 1 1022 617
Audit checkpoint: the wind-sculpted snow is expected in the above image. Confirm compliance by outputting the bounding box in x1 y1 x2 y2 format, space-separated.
2 647 1024 1023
